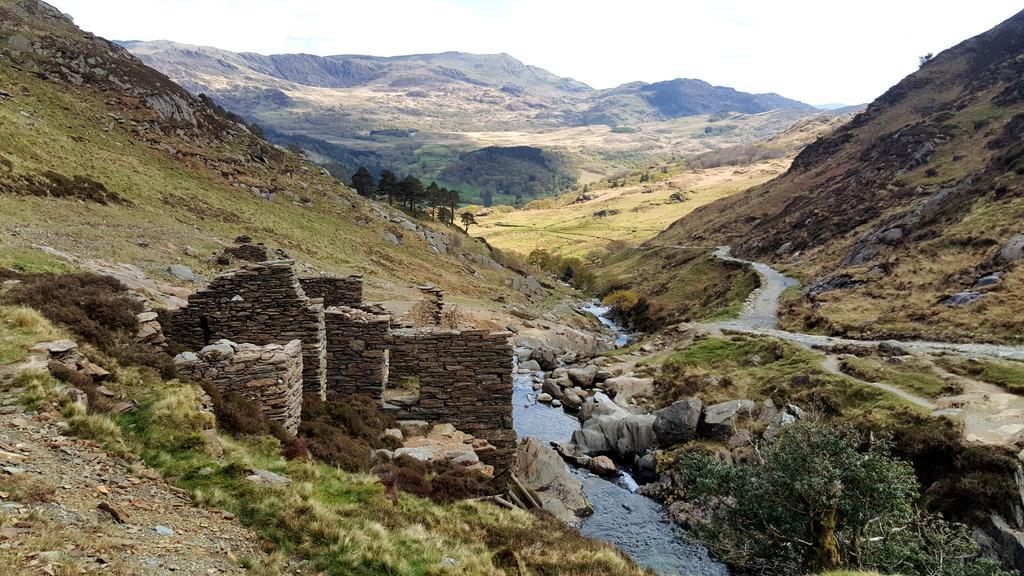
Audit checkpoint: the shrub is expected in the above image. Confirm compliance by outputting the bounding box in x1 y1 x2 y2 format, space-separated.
200 382 278 437
0 272 142 350
373 454 494 503
668 422 1006 575
296 393 395 472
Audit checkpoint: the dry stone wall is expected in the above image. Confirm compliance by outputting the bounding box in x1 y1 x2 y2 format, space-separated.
324 306 391 398
175 339 303 434
300 276 363 309
387 329 515 466
163 261 327 399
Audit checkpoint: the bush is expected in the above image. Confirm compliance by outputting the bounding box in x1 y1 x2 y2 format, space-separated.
0 271 143 350
664 422 999 575
296 393 395 472
373 454 494 503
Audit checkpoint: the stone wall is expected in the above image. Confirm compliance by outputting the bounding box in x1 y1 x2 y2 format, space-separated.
163 261 327 399
387 329 515 466
175 339 303 435
299 276 363 309
324 306 390 398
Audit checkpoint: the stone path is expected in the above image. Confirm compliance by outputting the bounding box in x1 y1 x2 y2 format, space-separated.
0 365 271 575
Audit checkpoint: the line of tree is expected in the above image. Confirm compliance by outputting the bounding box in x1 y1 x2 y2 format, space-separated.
350 166 461 224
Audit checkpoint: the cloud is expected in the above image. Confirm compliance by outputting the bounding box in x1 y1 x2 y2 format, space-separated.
49 0 1021 104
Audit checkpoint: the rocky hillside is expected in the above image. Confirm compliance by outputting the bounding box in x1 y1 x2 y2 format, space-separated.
0 0 546 308
637 8 1024 343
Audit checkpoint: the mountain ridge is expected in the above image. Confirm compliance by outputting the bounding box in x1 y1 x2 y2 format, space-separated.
122 39 814 128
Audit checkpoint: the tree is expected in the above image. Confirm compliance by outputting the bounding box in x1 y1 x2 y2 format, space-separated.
378 170 398 205
350 166 375 197
666 422 1011 576
459 211 477 232
481 190 493 207
399 175 425 213
425 181 442 219
919 52 934 67
446 189 460 225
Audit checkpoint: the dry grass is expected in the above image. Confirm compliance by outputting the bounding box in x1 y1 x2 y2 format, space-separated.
0 305 63 365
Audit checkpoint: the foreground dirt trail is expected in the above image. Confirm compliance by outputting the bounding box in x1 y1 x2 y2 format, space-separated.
0 372 270 575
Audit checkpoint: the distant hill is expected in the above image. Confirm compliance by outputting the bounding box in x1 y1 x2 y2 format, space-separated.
438 146 577 206
121 40 819 199
631 8 1024 343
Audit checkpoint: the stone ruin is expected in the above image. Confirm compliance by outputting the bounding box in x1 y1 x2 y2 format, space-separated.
416 284 444 325
300 275 363 309
163 261 327 400
175 340 304 435
162 260 515 467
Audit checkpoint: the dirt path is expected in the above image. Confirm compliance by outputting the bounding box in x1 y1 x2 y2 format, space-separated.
693 247 1024 445
0 367 271 575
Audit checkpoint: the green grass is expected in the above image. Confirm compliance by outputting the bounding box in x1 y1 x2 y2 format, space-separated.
840 356 958 399
0 247 73 275
656 335 916 416
598 248 758 326
940 357 1024 393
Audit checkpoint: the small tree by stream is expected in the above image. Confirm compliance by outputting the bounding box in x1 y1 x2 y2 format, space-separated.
669 422 1011 576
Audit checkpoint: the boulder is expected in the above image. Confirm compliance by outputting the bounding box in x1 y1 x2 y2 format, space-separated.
979 515 1024 573
570 411 656 460
578 392 629 424
542 379 564 399
167 264 194 282
653 398 703 447
397 420 431 437
537 393 553 403
519 359 543 372
515 438 592 527
382 428 404 444
603 376 655 406
878 341 909 356
245 469 291 485
701 400 756 440
941 291 983 306
996 234 1024 265
562 389 584 411
975 273 1004 288
589 456 617 476
568 365 599 387
529 347 560 371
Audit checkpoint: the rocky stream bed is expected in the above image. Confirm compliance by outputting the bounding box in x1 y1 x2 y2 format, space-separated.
513 307 727 576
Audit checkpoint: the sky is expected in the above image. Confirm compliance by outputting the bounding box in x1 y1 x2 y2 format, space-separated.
48 0 1022 105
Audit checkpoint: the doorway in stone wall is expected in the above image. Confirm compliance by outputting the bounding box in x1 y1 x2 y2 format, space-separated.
380 349 420 408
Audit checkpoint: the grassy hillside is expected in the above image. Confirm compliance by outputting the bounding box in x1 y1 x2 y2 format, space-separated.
631 9 1024 343
0 0 532 307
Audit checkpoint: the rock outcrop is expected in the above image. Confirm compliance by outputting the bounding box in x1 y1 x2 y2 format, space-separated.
516 438 592 527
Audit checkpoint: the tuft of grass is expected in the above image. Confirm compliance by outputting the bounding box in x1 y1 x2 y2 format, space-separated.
62 402 127 454
0 305 63 365
12 369 65 411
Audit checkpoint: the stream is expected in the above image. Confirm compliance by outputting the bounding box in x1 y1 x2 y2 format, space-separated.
512 306 727 576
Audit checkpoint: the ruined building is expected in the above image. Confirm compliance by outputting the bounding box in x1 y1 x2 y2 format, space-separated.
164 261 515 466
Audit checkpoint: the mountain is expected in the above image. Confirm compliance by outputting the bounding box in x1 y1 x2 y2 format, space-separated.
123 40 813 131
0 0 542 305
632 8 1024 343
121 40 818 202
